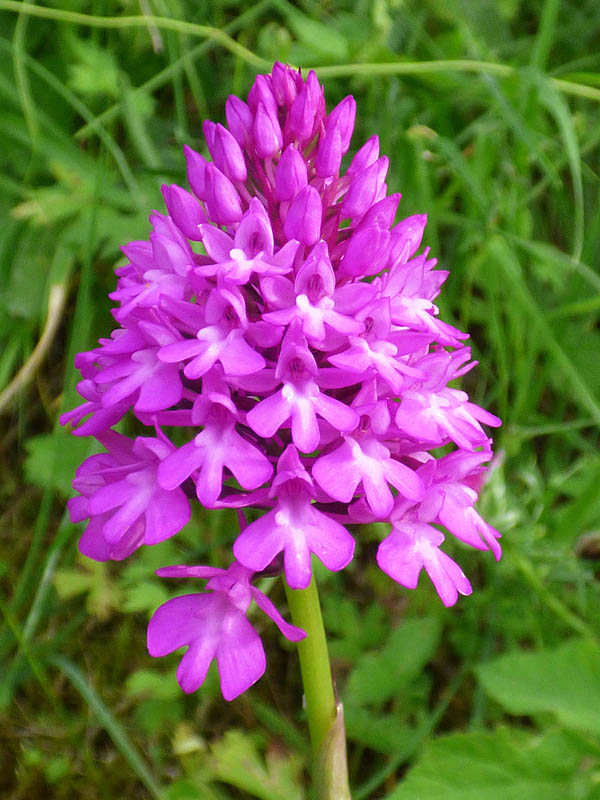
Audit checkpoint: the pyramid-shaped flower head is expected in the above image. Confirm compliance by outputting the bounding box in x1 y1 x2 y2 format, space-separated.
63 62 502 698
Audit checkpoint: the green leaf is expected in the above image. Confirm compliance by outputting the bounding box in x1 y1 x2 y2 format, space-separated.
68 38 121 99
54 557 122 622
24 432 95 496
476 638 600 735
210 730 304 800
345 617 441 706
386 727 599 800
121 580 169 614
345 706 418 754
325 596 387 660
126 668 181 702
271 0 348 61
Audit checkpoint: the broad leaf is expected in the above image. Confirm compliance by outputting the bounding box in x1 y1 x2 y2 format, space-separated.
477 638 600 735
386 727 598 800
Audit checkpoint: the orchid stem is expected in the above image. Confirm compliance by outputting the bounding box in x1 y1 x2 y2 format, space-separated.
284 574 336 755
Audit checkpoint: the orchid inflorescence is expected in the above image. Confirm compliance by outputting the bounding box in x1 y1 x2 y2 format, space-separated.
62 63 501 701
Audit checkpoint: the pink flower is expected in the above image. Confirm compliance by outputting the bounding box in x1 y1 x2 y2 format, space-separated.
63 63 502 696
147 563 304 699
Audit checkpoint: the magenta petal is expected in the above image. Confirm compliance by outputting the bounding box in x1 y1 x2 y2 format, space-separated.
67 495 89 523
200 224 233 263
78 516 113 562
306 511 355 572
423 547 472 607
135 362 182 412
362 469 393 518
88 479 133 514
144 487 190 543
383 459 424 502
312 392 358 434
290 397 320 453
196 453 225 506
102 490 149 543
233 511 281 572
177 636 217 693
246 391 291 438
147 594 212 656
283 536 312 589
377 530 422 589
225 434 273 490
313 442 361 503
158 440 204 490
219 331 266 376
251 587 306 642
216 613 266 700
159 339 204 364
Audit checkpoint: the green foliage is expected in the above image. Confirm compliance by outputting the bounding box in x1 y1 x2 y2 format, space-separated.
386 727 600 800
1 0 600 797
24 431 95 496
345 617 441 707
477 638 600 735
210 730 304 800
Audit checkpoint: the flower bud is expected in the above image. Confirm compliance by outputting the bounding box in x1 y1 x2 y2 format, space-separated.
276 144 308 201
225 95 253 147
360 193 401 230
315 123 343 178
205 121 247 182
287 71 323 144
271 62 301 108
184 145 209 200
161 184 207 241
253 102 283 159
205 163 243 224
342 157 389 219
389 214 427 264
325 96 356 153
347 135 380 176
340 225 391 277
248 74 277 118
283 185 322 246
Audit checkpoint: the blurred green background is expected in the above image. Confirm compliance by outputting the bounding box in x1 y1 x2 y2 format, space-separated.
1 1 600 797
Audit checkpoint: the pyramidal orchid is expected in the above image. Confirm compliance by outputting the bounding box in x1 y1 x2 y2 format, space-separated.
62 63 501 781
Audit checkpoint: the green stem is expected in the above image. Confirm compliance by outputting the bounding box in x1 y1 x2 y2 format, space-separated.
284 575 336 755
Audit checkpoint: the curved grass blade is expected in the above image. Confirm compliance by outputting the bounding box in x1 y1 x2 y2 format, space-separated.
48 654 164 800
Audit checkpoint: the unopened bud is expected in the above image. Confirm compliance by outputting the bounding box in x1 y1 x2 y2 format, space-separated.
283 184 322 246
276 144 308 201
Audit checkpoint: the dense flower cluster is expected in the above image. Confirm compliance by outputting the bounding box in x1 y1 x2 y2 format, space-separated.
62 63 501 700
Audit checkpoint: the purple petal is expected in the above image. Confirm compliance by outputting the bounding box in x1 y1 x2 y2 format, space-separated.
158 439 205 490
225 433 273 490
156 565 224 579
144 486 191 543
246 391 291 438
283 535 312 589
313 441 362 503
216 612 266 700
306 510 355 572
382 459 423 502
251 587 305 642
233 511 282 572
219 331 266 376
147 593 213 656
290 396 320 453
177 636 217 693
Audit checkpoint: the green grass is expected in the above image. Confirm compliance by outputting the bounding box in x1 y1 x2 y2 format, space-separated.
1 0 600 797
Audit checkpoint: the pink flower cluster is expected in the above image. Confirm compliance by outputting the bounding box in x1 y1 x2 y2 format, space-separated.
62 64 501 700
